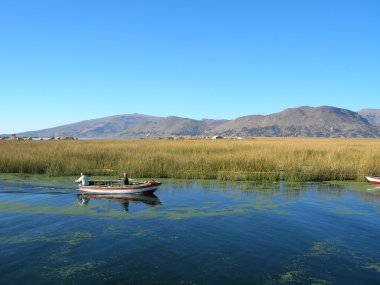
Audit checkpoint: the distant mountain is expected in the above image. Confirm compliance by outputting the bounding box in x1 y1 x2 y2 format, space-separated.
125 116 228 136
214 106 380 137
18 106 380 138
358 109 380 127
20 114 161 137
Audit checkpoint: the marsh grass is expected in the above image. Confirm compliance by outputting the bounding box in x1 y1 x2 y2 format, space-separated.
0 138 379 181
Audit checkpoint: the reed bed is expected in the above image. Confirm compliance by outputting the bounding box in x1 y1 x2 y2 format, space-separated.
0 138 379 182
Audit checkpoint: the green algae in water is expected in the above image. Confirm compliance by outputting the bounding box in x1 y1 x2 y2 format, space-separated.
275 270 332 285
66 231 94 245
279 270 303 283
56 262 96 278
363 263 380 273
308 240 339 259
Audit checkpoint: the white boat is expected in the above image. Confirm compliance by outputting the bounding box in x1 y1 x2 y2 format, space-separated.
365 176 380 185
78 179 161 194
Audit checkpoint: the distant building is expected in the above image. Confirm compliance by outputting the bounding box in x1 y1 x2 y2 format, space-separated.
212 135 223 139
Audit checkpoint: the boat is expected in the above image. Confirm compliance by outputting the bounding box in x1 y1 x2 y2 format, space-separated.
78 179 161 194
365 176 380 184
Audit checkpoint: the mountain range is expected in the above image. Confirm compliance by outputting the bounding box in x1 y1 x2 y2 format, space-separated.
17 106 380 138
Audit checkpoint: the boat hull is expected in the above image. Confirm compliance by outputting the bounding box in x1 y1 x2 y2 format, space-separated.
79 181 161 194
365 176 380 185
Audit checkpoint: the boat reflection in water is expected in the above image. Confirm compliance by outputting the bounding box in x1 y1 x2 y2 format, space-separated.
76 193 161 212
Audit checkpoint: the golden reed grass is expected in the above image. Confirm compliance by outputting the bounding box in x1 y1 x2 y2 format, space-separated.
0 138 379 181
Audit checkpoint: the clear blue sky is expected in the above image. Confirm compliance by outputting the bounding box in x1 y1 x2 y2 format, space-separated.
0 0 379 134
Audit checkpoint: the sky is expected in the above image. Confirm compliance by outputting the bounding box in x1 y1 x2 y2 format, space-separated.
0 0 379 134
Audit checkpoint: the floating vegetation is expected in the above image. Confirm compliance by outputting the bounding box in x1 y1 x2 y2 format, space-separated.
0 231 94 247
307 240 339 259
273 263 322 284
279 270 303 283
65 231 94 245
266 237 380 284
363 263 380 273
54 262 96 278
278 270 331 285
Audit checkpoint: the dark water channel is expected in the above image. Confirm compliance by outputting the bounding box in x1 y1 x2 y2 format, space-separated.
1 174 380 285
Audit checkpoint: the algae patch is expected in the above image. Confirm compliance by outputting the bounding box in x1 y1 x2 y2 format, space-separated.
277 270 331 285
307 240 338 259
66 231 94 245
364 263 380 273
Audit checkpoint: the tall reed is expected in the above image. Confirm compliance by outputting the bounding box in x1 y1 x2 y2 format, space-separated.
0 138 379 181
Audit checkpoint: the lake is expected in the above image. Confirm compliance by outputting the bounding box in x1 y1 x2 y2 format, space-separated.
0 174 380 285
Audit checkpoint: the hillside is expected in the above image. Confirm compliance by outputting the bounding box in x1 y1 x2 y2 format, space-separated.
17 106 380 138
358 109 380 127
126 117 228 136
20 114 160 137
214 106 379 137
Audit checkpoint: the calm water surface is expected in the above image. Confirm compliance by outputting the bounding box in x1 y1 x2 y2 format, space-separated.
1 174 380 285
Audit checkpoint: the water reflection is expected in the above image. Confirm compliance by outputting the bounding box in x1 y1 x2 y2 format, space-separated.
366 185 380 191
76 193 161 212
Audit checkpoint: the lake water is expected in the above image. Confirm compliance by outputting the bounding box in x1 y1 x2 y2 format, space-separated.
1 174 380 285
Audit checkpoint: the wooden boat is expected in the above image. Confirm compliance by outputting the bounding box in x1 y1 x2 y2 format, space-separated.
365 176 380 184
78 179 161 194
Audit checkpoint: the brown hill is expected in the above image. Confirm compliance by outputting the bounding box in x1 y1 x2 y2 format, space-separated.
212 106 380 137
18 106 380 138
126 116 227 136
358 109 380 127
20 114 160 137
